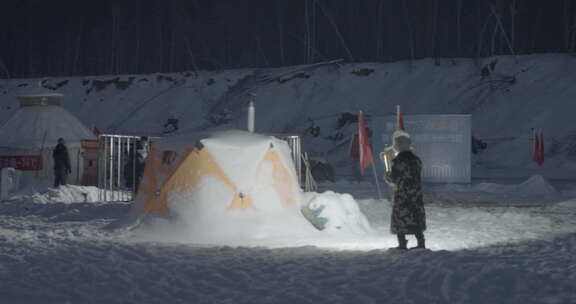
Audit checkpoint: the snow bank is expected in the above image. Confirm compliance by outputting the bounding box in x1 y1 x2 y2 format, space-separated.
9 184 101 204
474 175 557 195
132 180 374 247
302 191 373 234
133 175 319 246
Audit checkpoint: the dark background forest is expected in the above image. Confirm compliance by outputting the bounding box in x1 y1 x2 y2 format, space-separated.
1 0 575 78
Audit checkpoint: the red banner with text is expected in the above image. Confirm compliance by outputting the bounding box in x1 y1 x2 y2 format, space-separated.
0 155 43 171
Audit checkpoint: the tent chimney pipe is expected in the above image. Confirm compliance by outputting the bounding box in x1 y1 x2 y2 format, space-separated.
247 95 255 133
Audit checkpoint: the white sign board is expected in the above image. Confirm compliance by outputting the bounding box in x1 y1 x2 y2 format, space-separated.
372 115 471 183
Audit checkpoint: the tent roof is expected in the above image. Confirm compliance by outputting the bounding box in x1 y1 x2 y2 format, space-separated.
151 130 296 194
0 105 96 149
202 131 276 192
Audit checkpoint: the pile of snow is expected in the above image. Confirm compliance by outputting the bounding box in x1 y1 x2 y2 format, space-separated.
133 187 376 247
473 175 557 195
133 179 319 246
8 184 101 204
302 191 373 234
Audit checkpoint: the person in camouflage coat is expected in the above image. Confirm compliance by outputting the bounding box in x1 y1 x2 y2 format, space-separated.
384 133 426 249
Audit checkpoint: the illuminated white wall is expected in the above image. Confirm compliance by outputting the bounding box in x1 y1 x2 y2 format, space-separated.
372 115 471 183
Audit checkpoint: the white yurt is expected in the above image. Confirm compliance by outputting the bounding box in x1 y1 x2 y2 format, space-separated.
0 93 97 187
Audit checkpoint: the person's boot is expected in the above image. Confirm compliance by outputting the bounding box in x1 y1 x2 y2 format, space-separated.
411 232 426 249
395 234 408 250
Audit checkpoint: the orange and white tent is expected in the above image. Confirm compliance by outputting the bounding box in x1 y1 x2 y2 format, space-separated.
134 130 305 219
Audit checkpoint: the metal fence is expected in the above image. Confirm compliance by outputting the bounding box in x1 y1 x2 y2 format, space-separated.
98 134 141 202
274 134 302 185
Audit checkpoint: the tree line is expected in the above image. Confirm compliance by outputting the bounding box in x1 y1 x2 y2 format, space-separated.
0 0 575 78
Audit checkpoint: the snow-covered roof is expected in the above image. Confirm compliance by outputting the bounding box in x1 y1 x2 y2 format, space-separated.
0 105 96 149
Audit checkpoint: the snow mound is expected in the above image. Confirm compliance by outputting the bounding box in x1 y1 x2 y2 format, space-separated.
9 185 101 204
474 175 557 196
553 199 576 209
131 187 375 247
132 175 319 246
517 175 558 195
302 191 374 234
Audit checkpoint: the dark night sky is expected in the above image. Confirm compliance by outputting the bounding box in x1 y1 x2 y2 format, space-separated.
0 0 575 78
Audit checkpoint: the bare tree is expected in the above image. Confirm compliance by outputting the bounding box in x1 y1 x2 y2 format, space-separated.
134 1 141 74
311 0 317 63
28 31 35 76
490 4 517 62
287 32 327 61
275 0 286 66
303 0 318 64
184 37 200 76
402 0 415 70
564 0 571 50
564 0 576 52
531 10 542 52
510 0 516 53
476 13 491 58
571 9 576 52
304 0 310 63
431 0 440 65
376 0 385 60
255 33 270 67
156 9 164 72
168 3 178 72
108 5 123 74
311 0 354 62
456 0 463 57
387 15 393 62
0 55 10 78
72 17 83 75
490 16 498 57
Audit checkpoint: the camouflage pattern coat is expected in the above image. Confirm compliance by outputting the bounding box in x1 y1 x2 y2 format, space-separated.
385 151 426 235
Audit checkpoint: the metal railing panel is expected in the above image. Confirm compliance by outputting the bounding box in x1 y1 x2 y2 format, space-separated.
98 134 142 202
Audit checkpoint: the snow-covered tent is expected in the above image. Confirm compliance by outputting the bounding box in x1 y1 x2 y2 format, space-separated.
0 93 97 186
133 130 316 239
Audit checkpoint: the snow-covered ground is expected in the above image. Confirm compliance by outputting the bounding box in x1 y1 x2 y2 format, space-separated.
1 178 576 304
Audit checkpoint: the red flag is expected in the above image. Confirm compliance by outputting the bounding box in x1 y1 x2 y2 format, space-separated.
358 111 373 175
532 130 545 166
532 130 539 163
538 131 545 166
397 104 405 131
349 133 360 158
